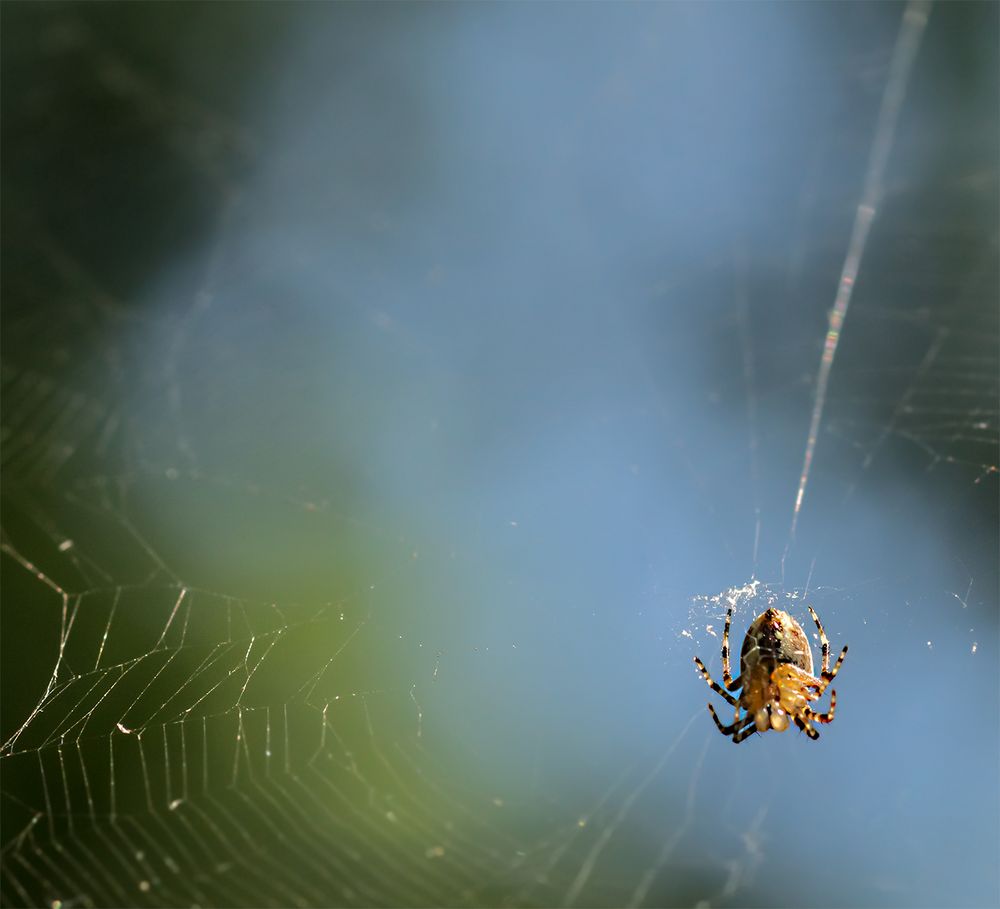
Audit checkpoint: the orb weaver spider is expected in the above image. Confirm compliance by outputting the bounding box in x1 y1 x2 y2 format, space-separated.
693 604 847 743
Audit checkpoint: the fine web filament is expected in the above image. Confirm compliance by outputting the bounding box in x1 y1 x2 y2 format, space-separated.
785 0 932 559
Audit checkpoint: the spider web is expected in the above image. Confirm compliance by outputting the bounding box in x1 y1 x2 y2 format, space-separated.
2 3 997 908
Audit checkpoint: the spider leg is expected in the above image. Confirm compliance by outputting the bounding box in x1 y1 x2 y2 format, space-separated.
694 656 738 706
793 714 820 740
806 689 837 724
707 705 756 743
808 605 831 675
722 605 740 691
732 717 758 744
706 703 740 735
815 645 848 696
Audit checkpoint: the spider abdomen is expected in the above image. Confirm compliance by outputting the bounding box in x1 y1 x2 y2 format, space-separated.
739 607 813 678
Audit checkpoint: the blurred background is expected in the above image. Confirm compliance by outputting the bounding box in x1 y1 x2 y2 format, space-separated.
2 2 997 907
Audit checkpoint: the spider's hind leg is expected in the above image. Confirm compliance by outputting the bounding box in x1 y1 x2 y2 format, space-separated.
822 646 848 686
808 605 831 675
808 606 848 696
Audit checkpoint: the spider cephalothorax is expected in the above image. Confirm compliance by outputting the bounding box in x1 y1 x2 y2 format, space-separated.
693 605 847 743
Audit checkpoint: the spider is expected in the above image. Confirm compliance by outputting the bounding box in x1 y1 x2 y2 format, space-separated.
693 604 847 743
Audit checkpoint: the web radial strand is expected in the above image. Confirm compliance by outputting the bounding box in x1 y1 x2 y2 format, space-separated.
786 0 932 549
